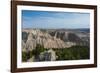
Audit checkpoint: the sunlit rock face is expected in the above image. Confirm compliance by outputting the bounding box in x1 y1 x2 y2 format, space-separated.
22 29 90 52
25 33 36 51
22 40 26 52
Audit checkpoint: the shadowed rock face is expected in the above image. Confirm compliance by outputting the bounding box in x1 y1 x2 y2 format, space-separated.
22 29 90 51
65 33 81 42
22 32 29 43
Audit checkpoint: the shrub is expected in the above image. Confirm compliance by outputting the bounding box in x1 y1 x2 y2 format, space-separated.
56 46 89 60
22 52 27 62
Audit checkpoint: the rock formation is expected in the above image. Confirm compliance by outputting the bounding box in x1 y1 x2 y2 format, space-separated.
22 29 90 52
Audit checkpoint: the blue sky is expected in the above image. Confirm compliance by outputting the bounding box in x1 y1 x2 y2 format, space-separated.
22 10 90 29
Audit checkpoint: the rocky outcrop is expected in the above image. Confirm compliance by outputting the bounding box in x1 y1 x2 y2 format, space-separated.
25 33 36 51
39 49 56 61
22 29 90 52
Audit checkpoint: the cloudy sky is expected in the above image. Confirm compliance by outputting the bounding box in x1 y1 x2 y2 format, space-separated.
22 10 90 29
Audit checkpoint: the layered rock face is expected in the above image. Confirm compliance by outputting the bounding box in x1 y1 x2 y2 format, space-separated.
22 29 90 52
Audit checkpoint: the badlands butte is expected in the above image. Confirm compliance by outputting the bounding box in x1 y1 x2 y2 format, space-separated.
22 28 90 52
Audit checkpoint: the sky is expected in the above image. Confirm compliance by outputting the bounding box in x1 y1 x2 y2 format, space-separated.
22 10 90 29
